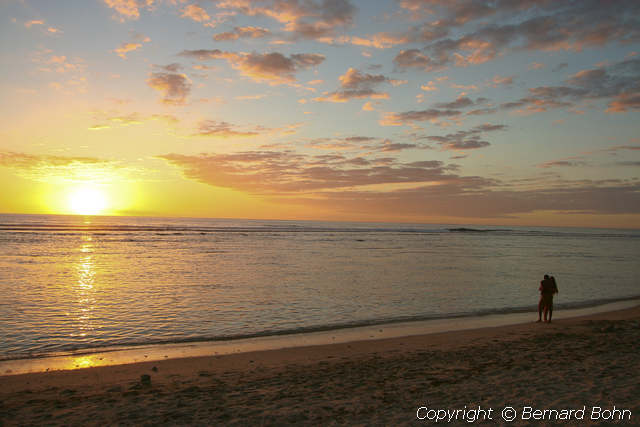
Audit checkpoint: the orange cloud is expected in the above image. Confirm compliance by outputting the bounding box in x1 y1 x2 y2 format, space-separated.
215 0 355 41
350 32 409 49
606 92 640 113
24 20 44 28
103 0 154 21
362 101 374 111
113 32 150 58
181 4 215 26
180 49 324 85
114 43 142 59
214 26 271 41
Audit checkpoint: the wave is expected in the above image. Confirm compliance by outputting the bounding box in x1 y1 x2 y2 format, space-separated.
3 294 638 362
1 222 638 240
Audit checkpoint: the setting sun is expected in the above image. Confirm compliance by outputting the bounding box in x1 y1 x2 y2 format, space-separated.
68 187 108 215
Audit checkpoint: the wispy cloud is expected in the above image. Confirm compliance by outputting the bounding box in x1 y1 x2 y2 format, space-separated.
214 26 271 41
313 68 392 102
88 111 179 130
0 151 121 182
113 32 151 59
381 96 488 126
193 120 261 138
425 123 506 151
24 19 44 28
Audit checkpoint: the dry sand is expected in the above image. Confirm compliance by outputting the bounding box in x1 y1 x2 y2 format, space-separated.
1 306 639 426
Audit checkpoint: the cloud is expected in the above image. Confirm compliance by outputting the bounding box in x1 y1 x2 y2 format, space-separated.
180 49 324 85
420 81 439 92
425 123 506 151
147 69 191 105
488 75 514 88
193 120 261 138
497 58 640 114
0 152 108 168
215 0 356 41
394 1 640 71
350 32 409 49
434 96 487 109
191 119 301 139
158 150 460 193
538 160 588 168
380 108 461 126
235 94 268 100
394 49 441 71
24 20 44 28
103 0 155 21
313 68 392 102
181 4 211 22
89 111 179 130
214 26 271 41
158 148 640 218
31 49 86 75
381 96 488 125
606 92 640 113
303 135 382 151
304 181 640 219
114 35 150 58
0 151 120 182
376 140 420 152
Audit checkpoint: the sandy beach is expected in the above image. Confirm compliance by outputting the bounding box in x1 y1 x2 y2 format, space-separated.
1 305 639 426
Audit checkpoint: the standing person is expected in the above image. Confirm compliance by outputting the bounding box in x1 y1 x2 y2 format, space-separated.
537 274 559 323
545 276 559 322
537 274 550 322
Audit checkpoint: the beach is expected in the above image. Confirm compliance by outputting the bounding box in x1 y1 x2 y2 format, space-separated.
2 305 639 426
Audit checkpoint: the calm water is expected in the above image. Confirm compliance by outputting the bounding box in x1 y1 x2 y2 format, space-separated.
1 214 639 359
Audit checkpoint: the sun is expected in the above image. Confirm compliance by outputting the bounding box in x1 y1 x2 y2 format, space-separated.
68 186 108 215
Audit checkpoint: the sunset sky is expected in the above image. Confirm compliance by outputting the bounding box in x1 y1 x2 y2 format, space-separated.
1 0 639 227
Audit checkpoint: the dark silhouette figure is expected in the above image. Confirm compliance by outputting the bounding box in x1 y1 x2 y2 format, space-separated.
538 274 559 323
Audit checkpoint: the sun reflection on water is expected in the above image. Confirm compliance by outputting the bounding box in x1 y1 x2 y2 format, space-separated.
73 232 97 337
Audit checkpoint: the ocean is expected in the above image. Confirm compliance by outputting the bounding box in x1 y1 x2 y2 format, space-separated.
1 213 639 360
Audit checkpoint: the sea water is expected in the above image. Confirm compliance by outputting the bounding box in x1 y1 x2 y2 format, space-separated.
1 213 638 360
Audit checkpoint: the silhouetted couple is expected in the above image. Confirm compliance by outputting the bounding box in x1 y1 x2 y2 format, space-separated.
538 274 558 323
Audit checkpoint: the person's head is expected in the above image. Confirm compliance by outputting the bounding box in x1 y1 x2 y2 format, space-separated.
544 274 549 279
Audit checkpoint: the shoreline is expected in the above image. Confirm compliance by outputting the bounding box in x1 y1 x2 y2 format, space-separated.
1 299 638 376
1 303 639 425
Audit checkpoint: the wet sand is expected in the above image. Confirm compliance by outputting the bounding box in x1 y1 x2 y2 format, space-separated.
1 305 639 425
